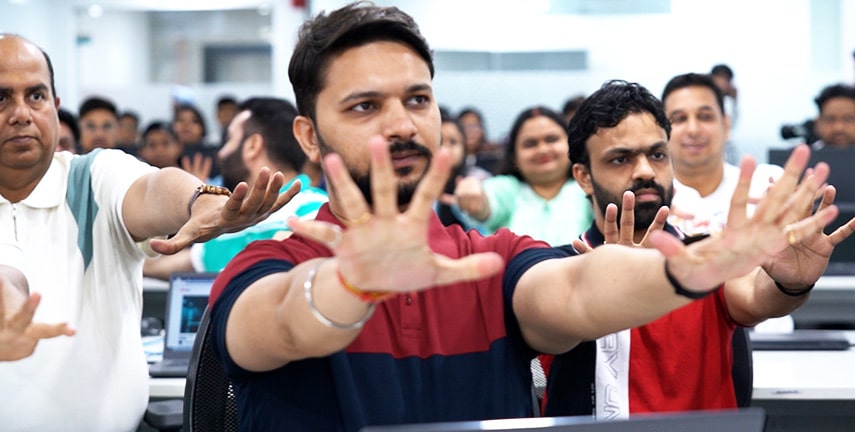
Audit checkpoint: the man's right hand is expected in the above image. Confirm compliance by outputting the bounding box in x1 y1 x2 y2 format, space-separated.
287 136 504 294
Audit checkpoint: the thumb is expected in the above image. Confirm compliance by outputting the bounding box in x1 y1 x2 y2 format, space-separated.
571 239 591 254
647 230 685 259
432 252 504 286
28 322 76 339
149 235 190 256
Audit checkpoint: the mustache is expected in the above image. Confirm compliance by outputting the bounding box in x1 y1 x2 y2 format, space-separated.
389 139 432 158
629 179 666 197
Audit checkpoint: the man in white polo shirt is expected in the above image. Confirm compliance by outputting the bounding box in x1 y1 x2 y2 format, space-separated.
0 34 292 431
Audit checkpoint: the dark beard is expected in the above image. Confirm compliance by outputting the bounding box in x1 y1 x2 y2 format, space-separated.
316 132 431 207
590 177 673 229
219 143 250 191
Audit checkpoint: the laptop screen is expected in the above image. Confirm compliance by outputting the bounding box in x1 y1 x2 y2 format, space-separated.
164 272 217 354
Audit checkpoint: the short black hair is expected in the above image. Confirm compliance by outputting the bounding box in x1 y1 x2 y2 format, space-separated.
568 80 670 168
814 83 855 113
661 72 726 117
79 96 118 120
561 95 587 118
217 96 238 108
239 97 306 172
57 108 79 142
289 1 433 120
120 110 139 124
142 121 178 142
710 64 734 80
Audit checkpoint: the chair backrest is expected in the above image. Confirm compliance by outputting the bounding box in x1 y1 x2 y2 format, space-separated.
731 327 754 407
183 306 239 432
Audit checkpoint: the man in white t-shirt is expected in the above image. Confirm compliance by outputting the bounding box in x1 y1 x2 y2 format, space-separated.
662 72 790 331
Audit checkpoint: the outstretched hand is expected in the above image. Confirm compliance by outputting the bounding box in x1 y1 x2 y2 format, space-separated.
763 184 855 286
1 291 74 361
181 153 213 183
150 168 298 255
287 136 504 293
449 175 490 221
648 145 841 295
572 191 669 254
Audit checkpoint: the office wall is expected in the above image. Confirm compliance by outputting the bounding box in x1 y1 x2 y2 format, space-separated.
314 0 854 162
2 0 854 161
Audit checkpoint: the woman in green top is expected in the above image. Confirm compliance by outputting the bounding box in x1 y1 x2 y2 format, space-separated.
453 106 592 246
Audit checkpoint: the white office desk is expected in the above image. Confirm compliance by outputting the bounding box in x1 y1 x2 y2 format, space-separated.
150 334 855 401
150 377 185 399
751 332 855 432
752 331 855 401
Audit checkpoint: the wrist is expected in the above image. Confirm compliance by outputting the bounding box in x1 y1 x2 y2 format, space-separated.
664 260 716 300
187 184 231 216
774 280 815 297
304 259 375 330
336 267 394 303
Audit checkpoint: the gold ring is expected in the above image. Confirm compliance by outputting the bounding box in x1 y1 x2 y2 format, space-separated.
347 213 371 227
326 225 343 249
785 226 798 246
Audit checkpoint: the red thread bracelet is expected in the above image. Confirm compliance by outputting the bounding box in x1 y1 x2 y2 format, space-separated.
336 269 394 303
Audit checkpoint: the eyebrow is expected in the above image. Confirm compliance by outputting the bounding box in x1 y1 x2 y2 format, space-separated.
604 141 668 157
0 84 49 96
339 83 432 105
668 105 716 117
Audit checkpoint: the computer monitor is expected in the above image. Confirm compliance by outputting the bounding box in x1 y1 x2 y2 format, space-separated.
360 408 766 432
768 147 855 202
769 147 855 274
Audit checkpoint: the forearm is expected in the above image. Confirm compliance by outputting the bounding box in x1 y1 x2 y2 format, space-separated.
122 168 210 240
226 258 374 372
142 250 193 281
515 245 692 354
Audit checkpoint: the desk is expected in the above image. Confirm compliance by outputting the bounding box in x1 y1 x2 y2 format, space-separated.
792 276 855 329
752 348 855 400
150 377 185 399
149 333 855 401
751 331 855 432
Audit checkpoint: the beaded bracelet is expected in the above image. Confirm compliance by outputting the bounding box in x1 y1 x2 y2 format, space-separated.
187 184 231 216
303 259 375 330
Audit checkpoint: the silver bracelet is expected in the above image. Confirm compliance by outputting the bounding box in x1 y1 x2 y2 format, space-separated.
303 259 375 330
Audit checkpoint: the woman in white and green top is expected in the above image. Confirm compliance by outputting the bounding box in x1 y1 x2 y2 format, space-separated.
453 106 592 246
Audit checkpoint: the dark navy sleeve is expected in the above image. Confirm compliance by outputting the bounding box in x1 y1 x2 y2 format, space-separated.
210 259 295 379
502 245 578 357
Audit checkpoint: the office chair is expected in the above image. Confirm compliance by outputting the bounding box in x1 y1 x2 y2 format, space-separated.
145 306 238 431
731 326 754 407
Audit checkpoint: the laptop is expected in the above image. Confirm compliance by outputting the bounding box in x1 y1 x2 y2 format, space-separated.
360 408 766 432
148 272 217 378
750 329 851 351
